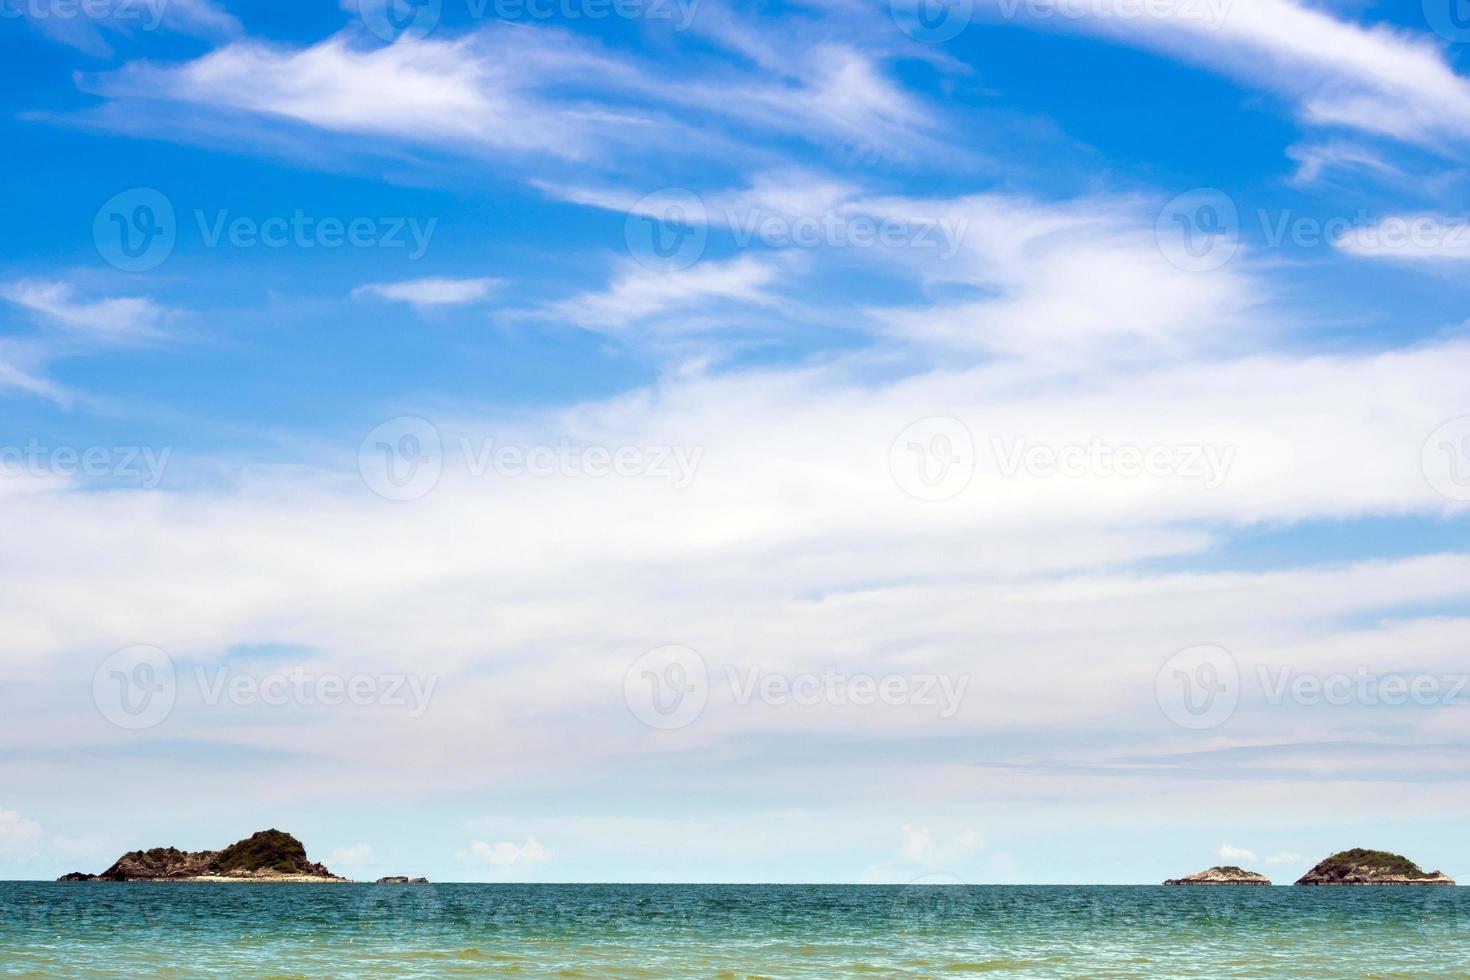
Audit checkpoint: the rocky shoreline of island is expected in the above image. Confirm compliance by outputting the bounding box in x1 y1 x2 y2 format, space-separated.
57 829 425 884
1164 865 1272 886
1164 848 1456 887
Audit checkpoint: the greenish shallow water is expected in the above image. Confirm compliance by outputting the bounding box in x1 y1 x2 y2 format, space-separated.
3 882 1470 977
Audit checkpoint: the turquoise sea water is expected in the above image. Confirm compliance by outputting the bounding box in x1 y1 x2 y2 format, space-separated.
3 882 1469 977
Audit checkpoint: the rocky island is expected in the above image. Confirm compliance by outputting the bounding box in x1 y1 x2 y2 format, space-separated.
1295 849 1454 886
58 829 347 883
1164 865 1271 886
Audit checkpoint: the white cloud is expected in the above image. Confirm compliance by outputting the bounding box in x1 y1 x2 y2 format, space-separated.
665 43 937 161
1 280 171 342
78 23 935 170
15 0 237 56
1334 215 1470 262
545 179 1257 356
1266 851 1303 864
899 824 934 862
987 0 1470 148
861 191 1260 359
2 177 1470 860
542 169 861 231
0 340 67 402
1217 844 1258 864
326 843 376 869
85 31 642 160
539 255 783 332
353 276 501 307
464 838 548 866
1286 141 1407 187
897 825 985 865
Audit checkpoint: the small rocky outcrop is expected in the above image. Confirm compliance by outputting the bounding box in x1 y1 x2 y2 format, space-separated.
58 829 346 882
376 876 430 884
1164 865 1271 886
1295 849 1454 886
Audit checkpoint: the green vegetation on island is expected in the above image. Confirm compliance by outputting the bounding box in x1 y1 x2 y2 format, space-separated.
1295 849 1454 886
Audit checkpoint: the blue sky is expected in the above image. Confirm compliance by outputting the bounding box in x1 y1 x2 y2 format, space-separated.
3 0 1470 884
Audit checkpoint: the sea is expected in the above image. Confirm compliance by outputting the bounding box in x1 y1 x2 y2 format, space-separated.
3 882 1468 977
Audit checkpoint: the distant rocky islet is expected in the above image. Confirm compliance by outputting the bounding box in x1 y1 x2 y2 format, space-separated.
58 829 425 884
1165 849 1456 887
1163 866 1271 886
1293 849 1454 886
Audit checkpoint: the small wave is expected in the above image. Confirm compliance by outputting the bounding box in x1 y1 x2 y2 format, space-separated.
942 958 1067 973
383 947 527 962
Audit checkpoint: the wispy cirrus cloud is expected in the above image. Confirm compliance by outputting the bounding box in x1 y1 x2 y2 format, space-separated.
69 21 938 174
12 0 238 56
1 279 173 342
0 341 66 402
1286 140 1408 188
0 279 176 403
82 32 627 158
984 0 1470 150
533 255 785 333
1334 215 1470 262
353 276 501 307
